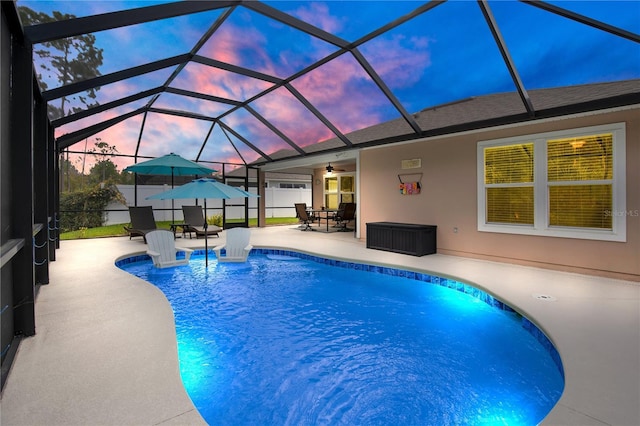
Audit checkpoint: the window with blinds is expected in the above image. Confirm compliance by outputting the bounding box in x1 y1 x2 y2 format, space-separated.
477 123 626 242
323 174 355 209
484 143 534 225
547 133 613 229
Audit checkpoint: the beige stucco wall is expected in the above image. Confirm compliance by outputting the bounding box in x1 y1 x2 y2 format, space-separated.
359 107 639 281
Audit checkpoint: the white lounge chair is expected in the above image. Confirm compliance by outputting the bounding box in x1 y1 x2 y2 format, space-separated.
146 230 193 268
213 227 253 263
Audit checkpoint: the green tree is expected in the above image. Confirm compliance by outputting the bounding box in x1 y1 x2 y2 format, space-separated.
59 155 83 193
18 6 104 120
118 170 136 185
59 139 126 229
88 161 120 186
87 138 120 184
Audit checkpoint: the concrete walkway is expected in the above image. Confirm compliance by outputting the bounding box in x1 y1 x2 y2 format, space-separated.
1 226 638 425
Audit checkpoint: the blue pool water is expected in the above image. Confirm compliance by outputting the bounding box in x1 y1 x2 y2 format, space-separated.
117 249 564 425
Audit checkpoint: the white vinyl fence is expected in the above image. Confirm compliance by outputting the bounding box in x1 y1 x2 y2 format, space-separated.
264 187 312 218
105 185 311 225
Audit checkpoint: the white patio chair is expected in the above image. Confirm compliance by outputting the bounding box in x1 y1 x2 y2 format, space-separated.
146 230 193 268
213 227 253 263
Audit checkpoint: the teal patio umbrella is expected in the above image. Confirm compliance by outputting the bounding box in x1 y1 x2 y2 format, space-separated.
147 178 258 266
124 153 217 222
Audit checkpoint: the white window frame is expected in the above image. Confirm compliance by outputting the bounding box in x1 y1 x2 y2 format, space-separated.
323 172 355 208
477 122 626 242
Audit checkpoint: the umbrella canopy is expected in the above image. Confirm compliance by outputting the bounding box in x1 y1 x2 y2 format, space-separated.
125 153 217 222
146 178 256 201
123 153 217 176
147 178 258 267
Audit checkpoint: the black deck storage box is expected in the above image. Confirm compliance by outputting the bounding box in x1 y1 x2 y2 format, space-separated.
366 222 437 256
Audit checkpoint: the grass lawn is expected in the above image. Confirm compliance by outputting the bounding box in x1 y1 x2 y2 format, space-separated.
60 217 300 240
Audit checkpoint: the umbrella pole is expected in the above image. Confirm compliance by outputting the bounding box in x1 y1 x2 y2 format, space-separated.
171 168 175 223
204 199 208 267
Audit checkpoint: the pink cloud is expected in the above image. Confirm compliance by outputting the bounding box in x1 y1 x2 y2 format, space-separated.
173 62 273 102
289 3 345 34
250 87 335 147
198 22 278 76
291 53 387 134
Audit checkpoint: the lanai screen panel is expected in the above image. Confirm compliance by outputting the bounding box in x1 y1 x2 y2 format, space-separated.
200 124 267 166
27 4 223 78
29 8 221 113
90 68 176 106
16 0 640 168
218 107 298 159
64 115 146 171
491 1 640 90
137 113 213 160
198 125 251 166
361 1 517 115
291 52 404 136
196 6 338 78
54 96 154 138
151 93 233 118
89 10 224 75
276 1 425 41
559 0 640 32
45 66 176 123
248 86 337 149
20 0 176 18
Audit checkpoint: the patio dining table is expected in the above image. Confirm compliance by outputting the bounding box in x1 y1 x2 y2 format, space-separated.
308 208 339 232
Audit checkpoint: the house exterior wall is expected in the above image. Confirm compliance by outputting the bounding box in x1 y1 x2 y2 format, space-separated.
359 107 639 281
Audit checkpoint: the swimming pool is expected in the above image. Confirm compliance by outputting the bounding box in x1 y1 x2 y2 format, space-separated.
117 249 564 425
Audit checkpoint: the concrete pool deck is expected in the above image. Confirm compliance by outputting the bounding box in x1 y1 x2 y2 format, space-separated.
1 225 638 425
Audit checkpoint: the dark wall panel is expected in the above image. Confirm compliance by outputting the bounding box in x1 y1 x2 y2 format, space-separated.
1 7 17 391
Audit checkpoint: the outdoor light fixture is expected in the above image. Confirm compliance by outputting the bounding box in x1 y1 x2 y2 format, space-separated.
570 139 586 149
326 163 334 174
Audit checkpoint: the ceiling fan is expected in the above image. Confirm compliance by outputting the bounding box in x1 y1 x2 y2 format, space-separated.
326 163 346 174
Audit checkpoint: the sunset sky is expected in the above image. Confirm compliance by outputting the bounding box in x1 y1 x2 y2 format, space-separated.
19 0 640 171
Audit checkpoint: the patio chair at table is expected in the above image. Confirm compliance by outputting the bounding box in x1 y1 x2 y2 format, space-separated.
329 203 347 226
333 203 356 232
294 203 316 231
181 205 222 238
124 206 157 242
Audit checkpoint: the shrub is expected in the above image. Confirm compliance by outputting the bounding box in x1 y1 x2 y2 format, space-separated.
208 214 223 227
60 184 126 232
